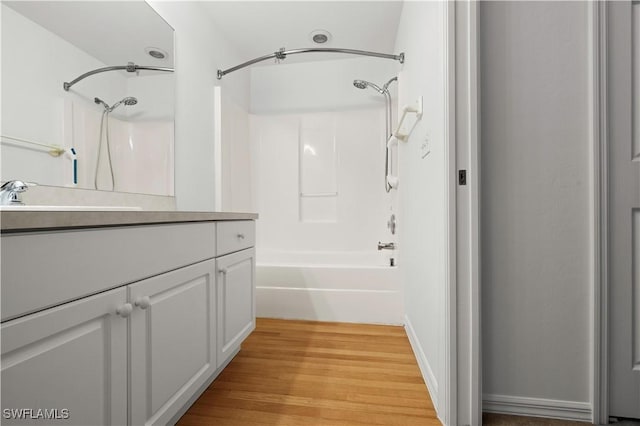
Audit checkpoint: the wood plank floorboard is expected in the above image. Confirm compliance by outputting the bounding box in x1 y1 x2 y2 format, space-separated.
178 318 439 426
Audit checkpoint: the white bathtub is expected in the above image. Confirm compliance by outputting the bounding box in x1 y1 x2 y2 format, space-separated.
256 250 403 324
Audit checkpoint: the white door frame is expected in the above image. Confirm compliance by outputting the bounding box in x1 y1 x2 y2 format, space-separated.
445 1 481 425
444 1 457 423
591 1 608 424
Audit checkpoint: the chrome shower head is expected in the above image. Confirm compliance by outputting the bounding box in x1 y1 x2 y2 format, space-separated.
353 79 385 94
109 96 138 112
353 80 368 90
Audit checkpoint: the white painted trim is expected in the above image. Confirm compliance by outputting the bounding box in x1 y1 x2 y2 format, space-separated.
213 86 223 211
466 3 482 425
483 394 592 422
446 1 483 425
256 287 404 325
405 314 439 413
589 1 608 424
444 1 458 424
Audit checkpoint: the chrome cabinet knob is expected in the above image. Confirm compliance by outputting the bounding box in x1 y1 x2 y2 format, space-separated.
237 233 245 239
134 296 151 310
219 267 228 275
116 303 133 318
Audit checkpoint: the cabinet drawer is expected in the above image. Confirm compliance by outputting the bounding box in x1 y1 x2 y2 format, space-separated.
216 221 255 256
1 222 216 322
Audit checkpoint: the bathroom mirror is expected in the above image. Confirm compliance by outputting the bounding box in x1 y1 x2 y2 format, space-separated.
1 1 175 196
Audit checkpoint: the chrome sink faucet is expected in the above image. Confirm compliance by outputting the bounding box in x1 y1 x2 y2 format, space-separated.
378 241 396 251
0 180 29 205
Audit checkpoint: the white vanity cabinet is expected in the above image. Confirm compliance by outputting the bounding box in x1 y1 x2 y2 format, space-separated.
216 248 256 367
0 217 256 426
0 288 128 426
129 259 217 426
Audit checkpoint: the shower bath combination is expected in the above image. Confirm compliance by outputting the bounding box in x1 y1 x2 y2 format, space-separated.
93 96 138 190
353 77 397 192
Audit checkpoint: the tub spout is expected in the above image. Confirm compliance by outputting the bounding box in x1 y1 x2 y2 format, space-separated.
378 241 396 251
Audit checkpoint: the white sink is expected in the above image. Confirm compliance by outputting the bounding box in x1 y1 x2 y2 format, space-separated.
0 205 142 211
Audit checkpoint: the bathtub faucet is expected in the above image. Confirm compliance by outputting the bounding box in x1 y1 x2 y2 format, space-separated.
377 241 396 251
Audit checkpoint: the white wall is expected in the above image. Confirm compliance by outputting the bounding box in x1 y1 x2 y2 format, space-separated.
480 0 591 416
251 57 398 114
149 1 250 211
393 0 448 420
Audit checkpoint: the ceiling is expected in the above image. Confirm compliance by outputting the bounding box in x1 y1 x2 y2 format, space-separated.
200 1 404 65
5 1 402 73
4 1 174 69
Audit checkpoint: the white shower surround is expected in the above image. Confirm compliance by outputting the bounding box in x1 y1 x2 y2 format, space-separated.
88 108 174 195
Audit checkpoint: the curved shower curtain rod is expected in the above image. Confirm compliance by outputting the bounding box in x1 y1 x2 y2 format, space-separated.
63 62 174 91
217 47 405 80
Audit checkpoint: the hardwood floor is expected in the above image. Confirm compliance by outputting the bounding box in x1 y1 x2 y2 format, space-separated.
178 318 440 425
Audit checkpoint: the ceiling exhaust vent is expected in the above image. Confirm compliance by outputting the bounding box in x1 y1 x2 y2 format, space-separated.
309 30 331 44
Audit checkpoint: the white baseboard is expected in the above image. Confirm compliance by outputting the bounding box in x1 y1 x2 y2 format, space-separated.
483 393 592 422
256 286 403 324
404 314 440 414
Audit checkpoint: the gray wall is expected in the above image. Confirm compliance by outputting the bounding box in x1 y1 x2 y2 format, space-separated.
481 1 591 404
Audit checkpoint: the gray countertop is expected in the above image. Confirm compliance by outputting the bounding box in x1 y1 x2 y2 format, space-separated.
0 211 258 233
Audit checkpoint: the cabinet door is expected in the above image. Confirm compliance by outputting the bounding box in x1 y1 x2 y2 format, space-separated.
129 259 216 426
217 248 255 367
1 287 128 426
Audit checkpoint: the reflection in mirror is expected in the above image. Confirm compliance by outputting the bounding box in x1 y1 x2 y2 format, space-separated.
1 1 175 196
